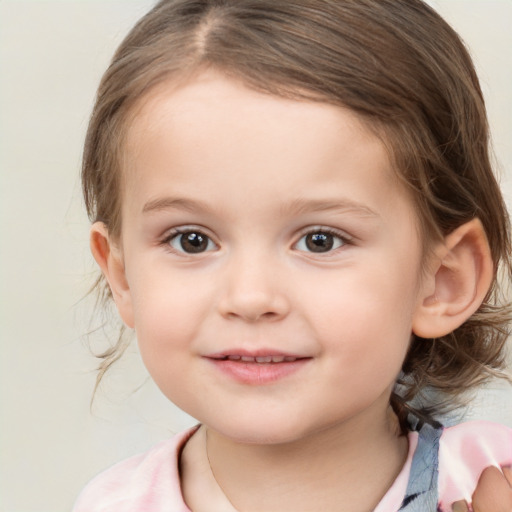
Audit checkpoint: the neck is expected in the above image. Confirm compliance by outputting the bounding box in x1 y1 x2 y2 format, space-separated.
202 407 407 512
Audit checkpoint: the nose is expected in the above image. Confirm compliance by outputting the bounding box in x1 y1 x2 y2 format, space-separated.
217 252 290 322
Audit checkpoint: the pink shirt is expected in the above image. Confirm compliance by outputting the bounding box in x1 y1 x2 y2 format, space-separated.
73 421 512 511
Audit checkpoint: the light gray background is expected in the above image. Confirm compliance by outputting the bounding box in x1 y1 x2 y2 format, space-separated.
0 1 511 511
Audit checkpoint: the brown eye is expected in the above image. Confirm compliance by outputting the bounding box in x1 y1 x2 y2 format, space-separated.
306 233 334 252
169 231 215 254
296 230 345 253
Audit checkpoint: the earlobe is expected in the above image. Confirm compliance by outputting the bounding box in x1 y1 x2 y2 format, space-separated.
90 222 135 328
412 219 493 339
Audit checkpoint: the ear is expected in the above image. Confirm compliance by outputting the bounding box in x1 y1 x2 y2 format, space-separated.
90 222 134 328
412 218 493 338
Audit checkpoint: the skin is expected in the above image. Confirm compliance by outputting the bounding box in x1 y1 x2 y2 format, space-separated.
91 70 496 511
452 466 512 512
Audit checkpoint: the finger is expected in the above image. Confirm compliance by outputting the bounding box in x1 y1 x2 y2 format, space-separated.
452 500 470 512
503 466 512 487
472 465 512 512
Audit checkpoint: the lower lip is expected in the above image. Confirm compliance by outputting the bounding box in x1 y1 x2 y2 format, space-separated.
207 358 311 385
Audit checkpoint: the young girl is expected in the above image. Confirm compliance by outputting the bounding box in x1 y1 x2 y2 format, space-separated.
74 0 512 510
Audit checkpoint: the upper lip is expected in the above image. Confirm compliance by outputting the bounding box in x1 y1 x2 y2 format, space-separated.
205 349 310 363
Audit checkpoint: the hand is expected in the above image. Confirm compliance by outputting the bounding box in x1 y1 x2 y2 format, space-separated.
451 466 512 512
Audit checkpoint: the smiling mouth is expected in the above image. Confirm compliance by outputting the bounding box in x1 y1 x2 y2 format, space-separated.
213 355 303 363
206 352 311 384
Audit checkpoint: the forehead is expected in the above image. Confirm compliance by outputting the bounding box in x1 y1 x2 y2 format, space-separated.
125 71 374 155
121 70 415 226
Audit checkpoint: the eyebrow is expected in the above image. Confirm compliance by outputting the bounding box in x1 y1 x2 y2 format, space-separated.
142 197 209 214
142 196 380 218
281 198 380 218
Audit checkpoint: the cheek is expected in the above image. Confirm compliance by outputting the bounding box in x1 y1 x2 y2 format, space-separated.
305 264 418 366
128 276 205 402
127 266 213 356
308 263 418 326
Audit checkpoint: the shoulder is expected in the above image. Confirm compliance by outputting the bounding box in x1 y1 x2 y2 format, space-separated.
72 426 199 512
440 420 512 459
437 421 512 509
440 420 512 469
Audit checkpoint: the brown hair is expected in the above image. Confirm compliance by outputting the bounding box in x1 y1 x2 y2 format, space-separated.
83 0 512 429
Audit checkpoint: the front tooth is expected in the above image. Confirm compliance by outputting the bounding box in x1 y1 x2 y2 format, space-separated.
241 356 255 362
228 355 241 361
256 356 272 363
271 355 285 363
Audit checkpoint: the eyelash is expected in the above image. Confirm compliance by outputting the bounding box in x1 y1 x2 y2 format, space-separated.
160 226 353 256
294 227 352 255
160 227 218 255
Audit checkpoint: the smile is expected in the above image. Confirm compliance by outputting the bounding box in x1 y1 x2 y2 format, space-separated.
205 351 311 385
214 355 301 363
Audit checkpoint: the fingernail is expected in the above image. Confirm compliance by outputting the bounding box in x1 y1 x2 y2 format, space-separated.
451 500 469 512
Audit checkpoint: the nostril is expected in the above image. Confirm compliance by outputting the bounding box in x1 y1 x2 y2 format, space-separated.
225 309 280 322
217 285 290 322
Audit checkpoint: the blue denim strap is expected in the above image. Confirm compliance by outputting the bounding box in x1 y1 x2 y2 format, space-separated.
398 421 443 512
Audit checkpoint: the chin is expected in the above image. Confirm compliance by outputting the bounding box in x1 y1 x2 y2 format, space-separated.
206 412 319 446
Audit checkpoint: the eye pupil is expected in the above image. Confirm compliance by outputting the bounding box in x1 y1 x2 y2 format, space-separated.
306 233 334 252
181 232 208 253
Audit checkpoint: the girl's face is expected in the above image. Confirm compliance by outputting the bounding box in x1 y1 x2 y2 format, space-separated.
111 70 430 444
